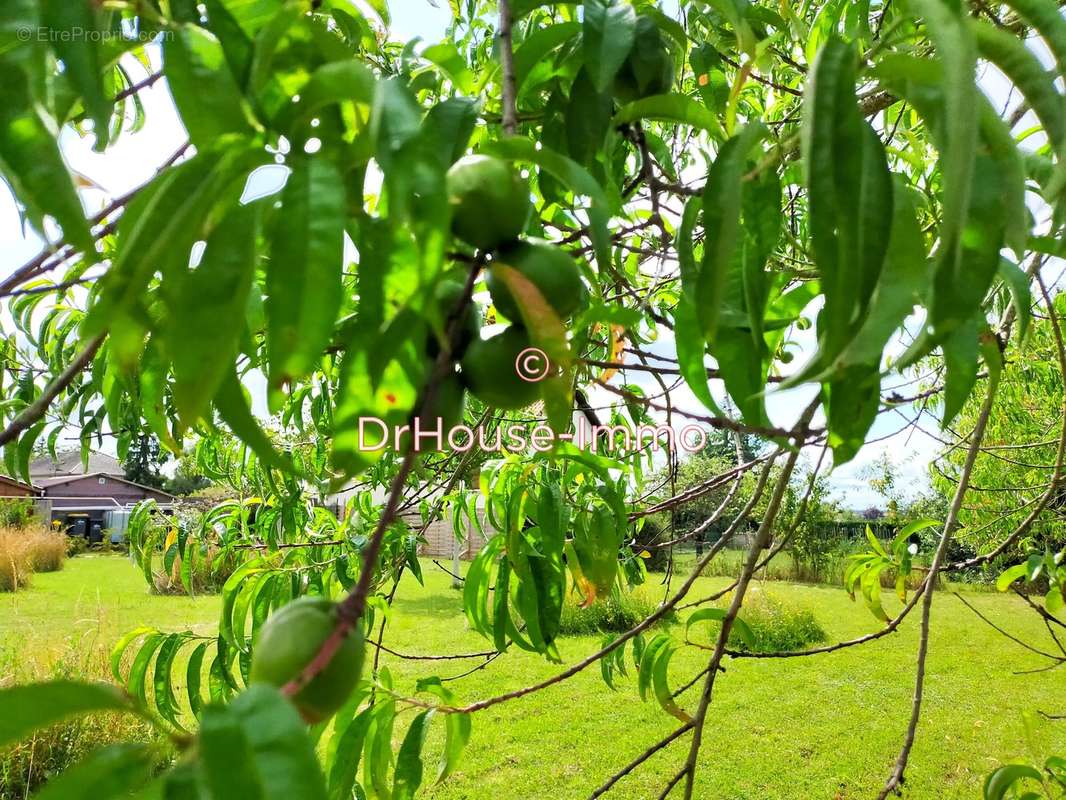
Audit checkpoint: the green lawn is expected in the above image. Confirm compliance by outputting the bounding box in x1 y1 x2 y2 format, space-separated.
2 555 1064 799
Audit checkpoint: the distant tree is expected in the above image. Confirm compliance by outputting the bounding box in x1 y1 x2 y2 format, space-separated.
122 434 167 490
934 295 1066 556
862 506 883 521
164 449 212 496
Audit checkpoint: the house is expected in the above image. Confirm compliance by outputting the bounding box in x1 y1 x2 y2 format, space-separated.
29 452 178 542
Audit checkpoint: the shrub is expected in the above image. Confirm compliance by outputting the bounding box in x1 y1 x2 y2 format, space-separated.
630 518 670 572
559 585 670 635
152 545 238 595
732 587 826 652
66 535 88 558
0 498 35 528
692 586 827 654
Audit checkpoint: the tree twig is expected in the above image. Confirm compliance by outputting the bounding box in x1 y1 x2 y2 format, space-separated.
877 367 1001 799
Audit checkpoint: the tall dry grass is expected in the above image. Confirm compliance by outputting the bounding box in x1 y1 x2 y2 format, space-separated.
26 529 67 573
0 526 67 591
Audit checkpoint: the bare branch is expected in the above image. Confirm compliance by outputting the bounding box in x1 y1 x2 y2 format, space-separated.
877 368 1001 799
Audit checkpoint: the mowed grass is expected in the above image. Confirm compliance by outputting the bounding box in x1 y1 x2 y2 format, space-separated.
2 555 1064 799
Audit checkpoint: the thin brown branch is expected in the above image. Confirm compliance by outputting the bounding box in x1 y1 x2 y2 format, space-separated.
877 367 1001 799
589 722 695 799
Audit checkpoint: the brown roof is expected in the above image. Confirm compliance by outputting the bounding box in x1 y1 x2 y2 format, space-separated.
0 475 39 493
36 472 177 500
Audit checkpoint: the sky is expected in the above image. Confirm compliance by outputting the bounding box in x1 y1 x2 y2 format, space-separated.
0 0 993 510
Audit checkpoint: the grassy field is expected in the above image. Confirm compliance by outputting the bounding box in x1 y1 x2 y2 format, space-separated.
1 554 1064 799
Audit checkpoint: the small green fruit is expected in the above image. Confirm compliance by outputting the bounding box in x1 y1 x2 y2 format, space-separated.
486 239 589 322
250 596 364 723
460 326 543 410
447 155 532 251
613 16 676 104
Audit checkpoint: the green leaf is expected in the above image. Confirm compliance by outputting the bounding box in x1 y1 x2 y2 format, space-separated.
865 525 888 558
200 702 268 799
685 607 755 650
153 634 186 728
674 197 722 415
40 0 111 149
327 707 373 800
214 371 295 473
685 607 727 637
422 43 475 94
416 678 471 784
998 259 1032 342
831 180 927 372
860 561 890 622
907 0 977 257
32 743 156 800
163 25 255 148
891 519 940 556
1027 553 1046 582
613 93 726 141
0 74 95 256
1046 586 1064 614
276 59 375 140
393 710 433 800
823 368 882 465
802 37 894 364
209 0 284 38
636 633 669 701
565 68 613 167
0 680 134 749
941 317 979 426
219 557 268 650
650 640 691 722
186 641 208 718
169 201 259 427
127 633 166 709
696 123 766 344
583 0 637 92
266 157 346 393
111 626 156 682
984 764 1043 800
421 97 479 169
514 22 580 95
203 686 328 800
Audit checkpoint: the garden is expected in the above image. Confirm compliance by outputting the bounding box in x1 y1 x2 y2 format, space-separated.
2 553 1064 799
